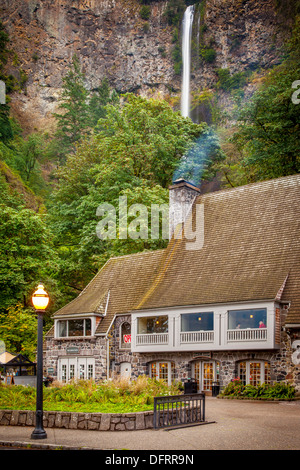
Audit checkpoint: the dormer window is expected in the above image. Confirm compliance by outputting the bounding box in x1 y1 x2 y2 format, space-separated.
56 318 92 338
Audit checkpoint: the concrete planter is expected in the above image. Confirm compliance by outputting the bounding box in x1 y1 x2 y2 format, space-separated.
0 409 154 431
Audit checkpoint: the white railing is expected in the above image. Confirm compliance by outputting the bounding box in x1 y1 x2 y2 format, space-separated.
227 328 267 342
180 331 214 344
136 333 169 345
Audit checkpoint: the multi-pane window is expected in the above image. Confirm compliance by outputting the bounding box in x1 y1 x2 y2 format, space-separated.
239 361 247 385
238 361 271 385
264 362 271 383
69 364 75 380
194 361 220 392
79 363 85 379
249 362 261 386
120 322 131 349
149 361 175 385
61 364 67 382
57 319 92 337
88 364 94 380
58 358 95 382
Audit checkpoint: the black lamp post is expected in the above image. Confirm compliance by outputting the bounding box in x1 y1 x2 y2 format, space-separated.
31 283 49 440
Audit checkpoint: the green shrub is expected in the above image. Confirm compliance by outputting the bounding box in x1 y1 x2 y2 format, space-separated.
140 5 151 20
216 68 247 91
200 47 216 63
220 379 296 400
0 376 183 413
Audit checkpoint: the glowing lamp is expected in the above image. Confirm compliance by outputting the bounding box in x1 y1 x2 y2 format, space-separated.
32 284 49 311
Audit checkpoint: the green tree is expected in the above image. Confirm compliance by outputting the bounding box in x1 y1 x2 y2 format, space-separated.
0 305 38 359
215 19 300 185
0 21 13 144
52 58 118 163
88 77 119 128
49 94 206 292
231 72 300 179
52 55 90 162
0 105 13 144
0 204 57 310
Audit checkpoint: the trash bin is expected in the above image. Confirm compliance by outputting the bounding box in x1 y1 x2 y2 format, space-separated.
212 382 220 397
184 378 198 394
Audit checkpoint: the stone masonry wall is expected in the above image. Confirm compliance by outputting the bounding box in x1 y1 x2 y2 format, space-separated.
0 409 154 431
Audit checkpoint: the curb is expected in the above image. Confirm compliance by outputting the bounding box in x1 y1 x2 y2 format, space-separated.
0 440 96 450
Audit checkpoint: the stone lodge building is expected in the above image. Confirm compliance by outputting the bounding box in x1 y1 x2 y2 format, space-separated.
44 174 300 394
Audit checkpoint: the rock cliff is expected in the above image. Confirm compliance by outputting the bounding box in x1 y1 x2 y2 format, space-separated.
0 0 286 130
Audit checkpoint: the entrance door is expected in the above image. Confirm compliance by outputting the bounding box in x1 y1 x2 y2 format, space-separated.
58 357 95 382
59 358 68 382
193 361 218 393
120 362 131 379
78 357 95 380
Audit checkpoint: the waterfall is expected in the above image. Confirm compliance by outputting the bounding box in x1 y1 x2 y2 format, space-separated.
181 5 195 119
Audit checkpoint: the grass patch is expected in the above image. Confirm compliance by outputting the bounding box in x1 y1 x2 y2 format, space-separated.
0 376 182 413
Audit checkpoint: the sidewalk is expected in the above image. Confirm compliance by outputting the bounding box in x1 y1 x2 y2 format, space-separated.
1 398 300 451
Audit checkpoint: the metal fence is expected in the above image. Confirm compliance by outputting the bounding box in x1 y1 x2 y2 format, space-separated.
153 393 206 429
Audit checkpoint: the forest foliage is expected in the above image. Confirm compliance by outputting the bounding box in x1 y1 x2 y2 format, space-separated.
0 13 299 358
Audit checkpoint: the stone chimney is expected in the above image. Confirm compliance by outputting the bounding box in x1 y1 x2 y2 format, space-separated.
169 178 201 239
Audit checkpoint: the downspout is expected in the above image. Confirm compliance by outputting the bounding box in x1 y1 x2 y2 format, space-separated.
106 335 110 380
103 291 111 379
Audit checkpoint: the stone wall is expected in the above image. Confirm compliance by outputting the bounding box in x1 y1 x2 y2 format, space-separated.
0 409 154 431
44 307 300 392
44 335 108 381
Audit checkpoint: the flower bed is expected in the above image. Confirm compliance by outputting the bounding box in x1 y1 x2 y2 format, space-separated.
219 379 296 400
0 376 182 430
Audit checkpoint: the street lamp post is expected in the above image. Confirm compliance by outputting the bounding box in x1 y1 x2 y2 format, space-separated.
31 283 49 440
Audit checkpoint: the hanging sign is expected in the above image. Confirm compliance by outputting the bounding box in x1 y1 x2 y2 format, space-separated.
66 346 79 355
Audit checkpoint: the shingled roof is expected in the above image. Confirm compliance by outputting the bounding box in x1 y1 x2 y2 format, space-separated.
51 174 300 334
135 174 300 325
52 249 167 335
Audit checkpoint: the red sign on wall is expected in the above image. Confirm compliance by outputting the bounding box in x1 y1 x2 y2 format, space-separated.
123 334 131 344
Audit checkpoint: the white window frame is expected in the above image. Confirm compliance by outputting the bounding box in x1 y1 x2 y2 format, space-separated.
149 361 175 386
120 321 131 349
192 360 220 392
238 360 271 386
58 357 95 382
131 300 276 353
55 315 96 339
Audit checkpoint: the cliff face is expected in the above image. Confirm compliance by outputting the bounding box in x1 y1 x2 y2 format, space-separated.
1 0 177 129
197 0 283 82
0 0 285 131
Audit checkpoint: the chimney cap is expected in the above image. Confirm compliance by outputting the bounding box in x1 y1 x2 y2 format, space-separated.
169 177 200 192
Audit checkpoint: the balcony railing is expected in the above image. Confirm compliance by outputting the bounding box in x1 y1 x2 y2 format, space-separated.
134 328 268 348
136 333 169 345
227 328 267 342
180 331 214 344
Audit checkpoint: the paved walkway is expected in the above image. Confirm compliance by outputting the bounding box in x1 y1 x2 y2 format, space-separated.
0 398 300 451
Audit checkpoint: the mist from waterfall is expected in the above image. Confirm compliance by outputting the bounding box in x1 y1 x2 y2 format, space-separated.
176 5 221 187
180 5 195 118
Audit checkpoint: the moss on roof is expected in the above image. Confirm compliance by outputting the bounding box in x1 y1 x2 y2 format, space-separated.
136 175 300 325
51 174 300 333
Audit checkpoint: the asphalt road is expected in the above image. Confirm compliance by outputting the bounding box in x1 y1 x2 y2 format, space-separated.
0 398 299 451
